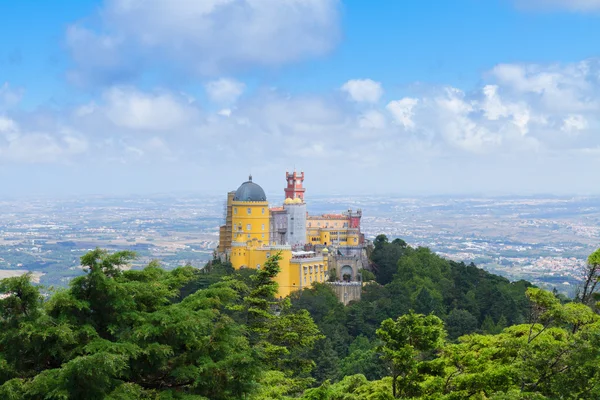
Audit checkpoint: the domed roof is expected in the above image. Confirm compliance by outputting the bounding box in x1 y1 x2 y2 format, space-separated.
233 175 267 202
293 198 302 204
284 198 294 205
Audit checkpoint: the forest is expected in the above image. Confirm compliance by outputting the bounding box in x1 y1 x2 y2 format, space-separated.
0 235 599 399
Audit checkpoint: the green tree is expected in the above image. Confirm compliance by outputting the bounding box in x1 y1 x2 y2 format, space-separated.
241 253 323 386
243 253 281 343
300 374 394 400
371 236 412 285
413 287 444 316
577 248 600 306
0 250 261 399
376 311 446 398
445 308 478 339
481 314 497 334
340 335 386 381
432 288 600 399
311 339 340 384
359 268 376 282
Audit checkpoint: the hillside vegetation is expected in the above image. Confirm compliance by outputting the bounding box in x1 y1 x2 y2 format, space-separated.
0 239 599 399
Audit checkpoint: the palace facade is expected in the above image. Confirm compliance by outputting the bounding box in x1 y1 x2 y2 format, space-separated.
217 172 368 298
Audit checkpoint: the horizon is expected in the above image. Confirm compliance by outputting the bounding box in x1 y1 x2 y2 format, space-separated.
2 187 600 201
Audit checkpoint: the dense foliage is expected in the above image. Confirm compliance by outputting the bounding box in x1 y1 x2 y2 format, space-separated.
0 238 599 399
289 235 536 385
0 249 320 399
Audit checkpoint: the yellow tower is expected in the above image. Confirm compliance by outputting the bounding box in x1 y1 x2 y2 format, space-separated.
231 175 270 244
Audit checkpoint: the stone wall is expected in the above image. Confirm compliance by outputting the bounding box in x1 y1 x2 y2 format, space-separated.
327 282 362 305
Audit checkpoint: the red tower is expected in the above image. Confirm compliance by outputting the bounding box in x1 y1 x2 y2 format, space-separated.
284 171 306 200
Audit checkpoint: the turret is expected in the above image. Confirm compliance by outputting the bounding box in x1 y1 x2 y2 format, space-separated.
284 171 306 200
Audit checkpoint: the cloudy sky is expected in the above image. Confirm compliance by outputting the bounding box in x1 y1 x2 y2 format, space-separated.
1 0 599 197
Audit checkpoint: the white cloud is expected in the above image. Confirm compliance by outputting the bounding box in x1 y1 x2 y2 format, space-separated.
0 118 88 163
3 59 600 195
66 0 341 84
0 83 24 108
386 98 419 129
358 110 386 129
481 85 531 134
0 116 18 133
562 114 588 133
218 108 233 117
102 87 197 130
515 0 600 11
205 78 245 104
431 88 503 153
341 79 383 103
490 61 598 113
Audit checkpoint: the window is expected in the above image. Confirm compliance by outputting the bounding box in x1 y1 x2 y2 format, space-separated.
247 208 251 215
247 224 251 231
261 224 265 231
247 234 251 238
262 234 265 239
262 208 265 214
304 277 307 284
266 252 271 258
234 208 237 214
256 264 261 270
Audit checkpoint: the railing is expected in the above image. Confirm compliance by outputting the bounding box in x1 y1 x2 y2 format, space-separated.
269 245 292 250
291 256 324 263
326 281 362 286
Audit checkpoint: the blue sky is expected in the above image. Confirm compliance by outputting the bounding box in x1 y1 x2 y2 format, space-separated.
0 0 599 196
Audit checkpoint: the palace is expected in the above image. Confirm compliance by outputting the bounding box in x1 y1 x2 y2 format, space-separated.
217 171 368 298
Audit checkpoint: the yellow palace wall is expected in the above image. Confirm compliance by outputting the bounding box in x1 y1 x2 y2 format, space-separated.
231 201 270 243
230 242 300 298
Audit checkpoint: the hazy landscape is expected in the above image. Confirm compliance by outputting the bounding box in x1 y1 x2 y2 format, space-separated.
2 193 597 295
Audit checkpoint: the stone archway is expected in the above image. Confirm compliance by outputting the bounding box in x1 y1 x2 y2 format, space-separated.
340 265 353 282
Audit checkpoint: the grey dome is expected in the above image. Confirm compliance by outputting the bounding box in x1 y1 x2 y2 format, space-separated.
234 176 267 201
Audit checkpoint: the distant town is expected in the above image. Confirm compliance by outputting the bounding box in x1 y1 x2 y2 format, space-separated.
1 194 598 296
